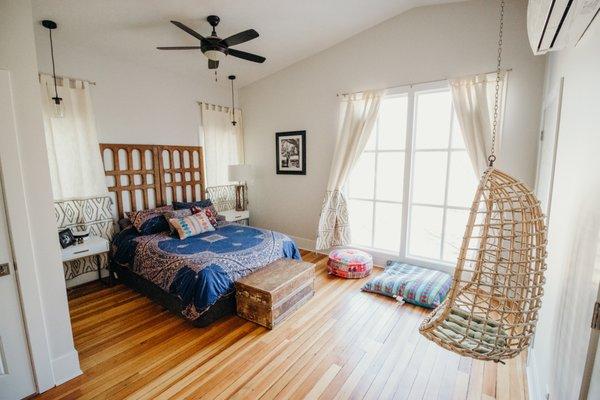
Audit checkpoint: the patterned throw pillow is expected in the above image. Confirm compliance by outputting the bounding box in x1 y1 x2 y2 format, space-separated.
174 200 223 223
190 206 218 228
361 261 451 309
169 211 215 239
163 209 192 233
127 206 173 235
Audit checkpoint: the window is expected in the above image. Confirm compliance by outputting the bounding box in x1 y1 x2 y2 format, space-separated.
346 82 477 268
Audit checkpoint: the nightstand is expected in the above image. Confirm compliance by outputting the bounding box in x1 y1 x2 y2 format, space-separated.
61 236 110 284
220 209 250 226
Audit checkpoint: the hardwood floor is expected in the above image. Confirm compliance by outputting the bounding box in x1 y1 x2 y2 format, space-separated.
36 250 528 399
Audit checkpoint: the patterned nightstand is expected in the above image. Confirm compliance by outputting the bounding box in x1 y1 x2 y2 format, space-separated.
220 209 250 226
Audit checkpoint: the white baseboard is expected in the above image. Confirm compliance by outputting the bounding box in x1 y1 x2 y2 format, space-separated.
51 349 82 386
288 235 319 253
527 348 544 400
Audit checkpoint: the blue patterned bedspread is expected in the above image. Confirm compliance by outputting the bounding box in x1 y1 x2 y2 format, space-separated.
111 224 301 320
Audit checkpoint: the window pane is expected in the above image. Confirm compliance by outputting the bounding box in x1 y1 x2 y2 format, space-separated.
374 202 402 252
347 152 375 199
376 152 405 202
415 90 452 149
451 113 466 149
446 151 477 208
443 208 469 262
379 96 407 150
348 199 373 247
411 151 447 205
409 205 443 259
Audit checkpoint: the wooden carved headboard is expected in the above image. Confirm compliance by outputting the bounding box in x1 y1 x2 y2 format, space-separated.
100 143 206 218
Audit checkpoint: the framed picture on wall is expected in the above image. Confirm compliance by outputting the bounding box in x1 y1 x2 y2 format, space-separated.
276 131 306 175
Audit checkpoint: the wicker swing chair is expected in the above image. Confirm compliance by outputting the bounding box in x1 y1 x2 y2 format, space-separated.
418 0 548 362
419 168 547 361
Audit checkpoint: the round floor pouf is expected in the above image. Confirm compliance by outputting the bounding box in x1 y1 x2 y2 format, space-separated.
327 248 373 279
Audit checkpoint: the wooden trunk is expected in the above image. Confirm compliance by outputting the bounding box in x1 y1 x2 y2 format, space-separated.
235 258 315 329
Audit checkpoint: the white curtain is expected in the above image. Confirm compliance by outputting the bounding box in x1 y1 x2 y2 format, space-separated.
449 72 508 175
200 103 245 187
40 74 108 201
316 90 385 250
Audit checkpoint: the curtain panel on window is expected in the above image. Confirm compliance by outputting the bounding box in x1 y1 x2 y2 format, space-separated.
199 103 245 187
316 90 385 250
449 72 508 175
40 74 113 280
40 74 108 200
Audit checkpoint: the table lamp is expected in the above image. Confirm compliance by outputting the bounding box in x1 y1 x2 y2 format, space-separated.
228 164 253 211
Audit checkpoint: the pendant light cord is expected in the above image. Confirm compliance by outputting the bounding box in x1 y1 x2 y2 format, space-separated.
489 0 504 167
230 77 236 126
49 28 60 102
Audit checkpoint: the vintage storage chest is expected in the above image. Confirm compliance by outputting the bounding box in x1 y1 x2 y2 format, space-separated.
235 258 316 329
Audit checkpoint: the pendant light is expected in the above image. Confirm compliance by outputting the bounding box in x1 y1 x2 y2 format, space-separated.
42 19 64 118
228 75 237 126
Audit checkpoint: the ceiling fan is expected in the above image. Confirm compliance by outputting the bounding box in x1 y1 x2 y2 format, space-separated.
157 15 266 70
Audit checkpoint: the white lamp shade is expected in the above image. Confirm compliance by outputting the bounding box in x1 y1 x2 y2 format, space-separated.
228 164 253 182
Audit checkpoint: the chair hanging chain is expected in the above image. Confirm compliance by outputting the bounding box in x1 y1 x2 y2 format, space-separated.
489 0 504 167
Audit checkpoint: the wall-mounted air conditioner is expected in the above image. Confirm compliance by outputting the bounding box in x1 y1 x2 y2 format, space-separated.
527 0 600 54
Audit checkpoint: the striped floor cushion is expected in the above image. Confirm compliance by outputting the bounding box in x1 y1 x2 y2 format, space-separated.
327 248 373 279
362 261 451 308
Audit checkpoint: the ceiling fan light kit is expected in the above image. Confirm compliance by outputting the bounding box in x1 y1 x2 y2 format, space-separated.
157 15 266 71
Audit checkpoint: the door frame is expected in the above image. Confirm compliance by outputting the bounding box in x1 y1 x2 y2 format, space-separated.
0 69 56 392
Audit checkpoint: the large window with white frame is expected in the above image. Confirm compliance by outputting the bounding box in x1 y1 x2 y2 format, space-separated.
346 81 477 269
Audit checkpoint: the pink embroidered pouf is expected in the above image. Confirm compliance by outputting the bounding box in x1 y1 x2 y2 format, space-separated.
327 248 373 279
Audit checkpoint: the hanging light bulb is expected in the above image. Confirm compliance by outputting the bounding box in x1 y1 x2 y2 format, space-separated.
228 75 237 126
42 19 64 118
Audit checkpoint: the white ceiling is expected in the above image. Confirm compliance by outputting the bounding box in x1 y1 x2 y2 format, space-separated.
32 0 459 87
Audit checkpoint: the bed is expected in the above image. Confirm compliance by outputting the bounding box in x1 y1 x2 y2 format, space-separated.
100 143 301 326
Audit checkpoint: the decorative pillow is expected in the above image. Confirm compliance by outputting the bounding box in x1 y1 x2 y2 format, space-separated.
163 209 192 233
174 199 222 224
118 218 132 231
190 206 218 228
169 211 215 239
361 261 451 308
127 206 173 235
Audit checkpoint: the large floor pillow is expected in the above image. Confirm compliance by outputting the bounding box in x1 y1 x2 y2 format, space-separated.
362 261 451 308
328 248 373 279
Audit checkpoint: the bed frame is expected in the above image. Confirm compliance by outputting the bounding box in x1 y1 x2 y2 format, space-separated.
99 143 235 326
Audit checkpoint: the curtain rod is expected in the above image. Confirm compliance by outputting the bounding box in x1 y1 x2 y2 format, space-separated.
39 72 96 86
336 68 512 97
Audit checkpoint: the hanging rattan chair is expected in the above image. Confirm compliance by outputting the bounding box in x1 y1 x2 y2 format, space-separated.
419 167 547 361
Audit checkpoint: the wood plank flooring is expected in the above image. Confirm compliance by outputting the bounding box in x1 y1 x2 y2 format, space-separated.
35 250 528 399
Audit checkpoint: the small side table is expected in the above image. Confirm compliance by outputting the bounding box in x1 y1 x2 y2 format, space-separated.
220 209 250 226
61 236 110 284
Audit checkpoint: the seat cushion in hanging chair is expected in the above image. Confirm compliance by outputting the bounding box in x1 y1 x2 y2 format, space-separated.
361 261 451 308
327 248 373 278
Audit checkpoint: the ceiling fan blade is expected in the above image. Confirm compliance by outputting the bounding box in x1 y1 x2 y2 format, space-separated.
221 29 259 47
157 46 202 50
170 20 205 41
208 59 219 69
228 48 266 63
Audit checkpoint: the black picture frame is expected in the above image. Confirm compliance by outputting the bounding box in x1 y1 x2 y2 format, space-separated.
58 228 76 249
276 130 306 175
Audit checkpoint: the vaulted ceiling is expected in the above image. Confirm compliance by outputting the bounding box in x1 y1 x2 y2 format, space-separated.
32 0 460 87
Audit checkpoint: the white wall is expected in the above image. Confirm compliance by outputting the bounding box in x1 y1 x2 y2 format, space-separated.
34 29 231 146
240 0 546 245
0 0 80 391
527 20 600 400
